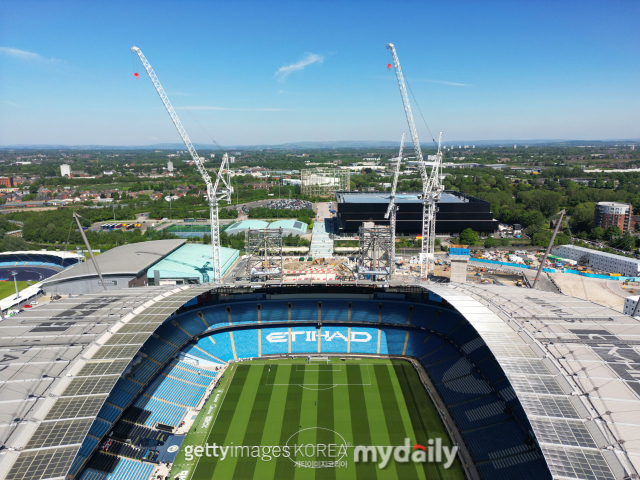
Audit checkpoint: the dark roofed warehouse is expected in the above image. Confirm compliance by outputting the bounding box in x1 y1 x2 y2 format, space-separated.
334 190 500 235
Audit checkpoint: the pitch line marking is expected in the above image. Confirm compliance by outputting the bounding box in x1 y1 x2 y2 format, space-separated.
188 364 237 480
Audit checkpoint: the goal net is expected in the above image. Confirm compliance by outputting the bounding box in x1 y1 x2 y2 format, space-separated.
307 356 330 364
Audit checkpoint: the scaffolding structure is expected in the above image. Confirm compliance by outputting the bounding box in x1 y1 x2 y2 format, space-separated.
355 222 393 281
301 168 350 197
244 228 283 282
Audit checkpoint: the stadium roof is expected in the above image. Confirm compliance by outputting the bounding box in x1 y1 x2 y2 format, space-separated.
41 239 185 285
0 283 215 480
336 191 464 204
2 280 640 479
267 219 308 236
0 251 84 260
225 220 269 235
430 283 637 480
147 243 240 282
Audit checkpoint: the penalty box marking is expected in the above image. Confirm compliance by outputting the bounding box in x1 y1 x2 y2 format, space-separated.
264 364 372 387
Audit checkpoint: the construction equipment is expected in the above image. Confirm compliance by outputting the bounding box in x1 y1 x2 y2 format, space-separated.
384 133 406 272
532 209 566 289
131 46 232 282
387 43 443 280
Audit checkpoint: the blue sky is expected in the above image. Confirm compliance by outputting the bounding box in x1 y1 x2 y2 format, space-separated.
0 0 638 146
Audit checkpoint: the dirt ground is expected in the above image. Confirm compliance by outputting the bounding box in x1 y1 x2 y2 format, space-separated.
548 272 625 312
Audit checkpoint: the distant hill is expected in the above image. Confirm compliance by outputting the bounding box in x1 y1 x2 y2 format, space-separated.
1 139 638 150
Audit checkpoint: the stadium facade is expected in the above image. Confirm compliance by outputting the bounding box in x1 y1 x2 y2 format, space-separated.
0 242 637 480
334 190 500 236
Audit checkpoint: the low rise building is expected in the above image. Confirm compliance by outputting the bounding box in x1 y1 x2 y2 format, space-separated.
553 244 640 277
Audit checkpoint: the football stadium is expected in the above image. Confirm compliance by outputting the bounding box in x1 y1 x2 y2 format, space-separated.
0 240 638 480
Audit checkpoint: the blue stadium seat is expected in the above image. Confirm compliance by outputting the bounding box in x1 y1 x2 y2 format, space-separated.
380 302 410 325
259 301 290 323
88 418 112 439
232 329 260 359
348 327 379 354
320 326 349 353
380 327 407 355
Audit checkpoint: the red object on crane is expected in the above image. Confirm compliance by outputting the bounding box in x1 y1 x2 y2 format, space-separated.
387 63 391 71
134 72 139 78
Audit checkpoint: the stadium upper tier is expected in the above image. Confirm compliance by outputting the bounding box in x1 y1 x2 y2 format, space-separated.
0 251 84 268
0 283 637 480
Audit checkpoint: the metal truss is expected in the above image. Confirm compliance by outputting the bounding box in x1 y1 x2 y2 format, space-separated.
301 168 350 197
244 228 284 282
356 223 393 281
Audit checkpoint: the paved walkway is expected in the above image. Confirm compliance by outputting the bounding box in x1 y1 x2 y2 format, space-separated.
310 219 333 258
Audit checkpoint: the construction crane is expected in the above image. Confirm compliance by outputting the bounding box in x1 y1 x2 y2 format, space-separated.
384 133 406 271
387 43 443 280
131 46 232 282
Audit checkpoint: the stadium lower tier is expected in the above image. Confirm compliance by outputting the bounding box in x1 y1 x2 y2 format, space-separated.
75 298 552 480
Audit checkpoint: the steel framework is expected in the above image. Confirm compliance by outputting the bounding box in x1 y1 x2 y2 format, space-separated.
301 168 350 197
244 228 284 282
387 43 443 280
132 46 233 281
384 133 406 272
356 223 392 282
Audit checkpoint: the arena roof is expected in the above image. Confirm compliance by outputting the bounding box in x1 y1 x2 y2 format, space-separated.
1 281 639 480
225 220 269 235
267 219 308 236
41 239 185 285
336 191 464 204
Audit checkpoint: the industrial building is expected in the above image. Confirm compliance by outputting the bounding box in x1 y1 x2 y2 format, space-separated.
553 244 640 276
41 239 240 294
334 190 499 236
595 201 632 232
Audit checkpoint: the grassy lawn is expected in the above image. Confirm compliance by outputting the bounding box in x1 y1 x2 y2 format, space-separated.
0 280 30 300
171 358 464 480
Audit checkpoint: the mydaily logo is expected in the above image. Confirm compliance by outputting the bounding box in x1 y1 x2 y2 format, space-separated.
266 330 372 343
183 437 458 469
354 438 458 469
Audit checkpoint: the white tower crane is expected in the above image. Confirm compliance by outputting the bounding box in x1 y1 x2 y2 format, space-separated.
386 43 443 280
384 133 406 271
131 46 232 282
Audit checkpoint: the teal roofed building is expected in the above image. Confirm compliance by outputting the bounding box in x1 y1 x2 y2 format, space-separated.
267 219 308 236
147 243 239 284
224 220 269 236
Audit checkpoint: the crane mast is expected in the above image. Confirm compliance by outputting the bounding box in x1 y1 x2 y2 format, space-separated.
386 43 443 280
385 133 406 271
131 46 231 282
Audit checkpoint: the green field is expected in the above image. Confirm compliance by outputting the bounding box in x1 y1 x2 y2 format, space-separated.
0 280 29 301
171 358 464 480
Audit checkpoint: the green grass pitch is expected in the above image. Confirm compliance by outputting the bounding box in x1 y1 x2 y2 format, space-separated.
171 358 464 480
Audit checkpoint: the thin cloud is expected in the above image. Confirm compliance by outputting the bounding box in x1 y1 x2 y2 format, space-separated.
4 101 22 107
0 47 60 63
177 106 290 112
416 78 471 86
275 53 323 80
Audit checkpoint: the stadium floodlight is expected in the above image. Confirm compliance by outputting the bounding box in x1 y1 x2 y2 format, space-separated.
11 270 19 299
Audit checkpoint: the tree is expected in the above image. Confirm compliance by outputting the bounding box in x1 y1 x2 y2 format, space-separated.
569 202 595 233
484 237 495 248
590 227 604 240
604 225 622 238
459 228 479 246
112 192 120 200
